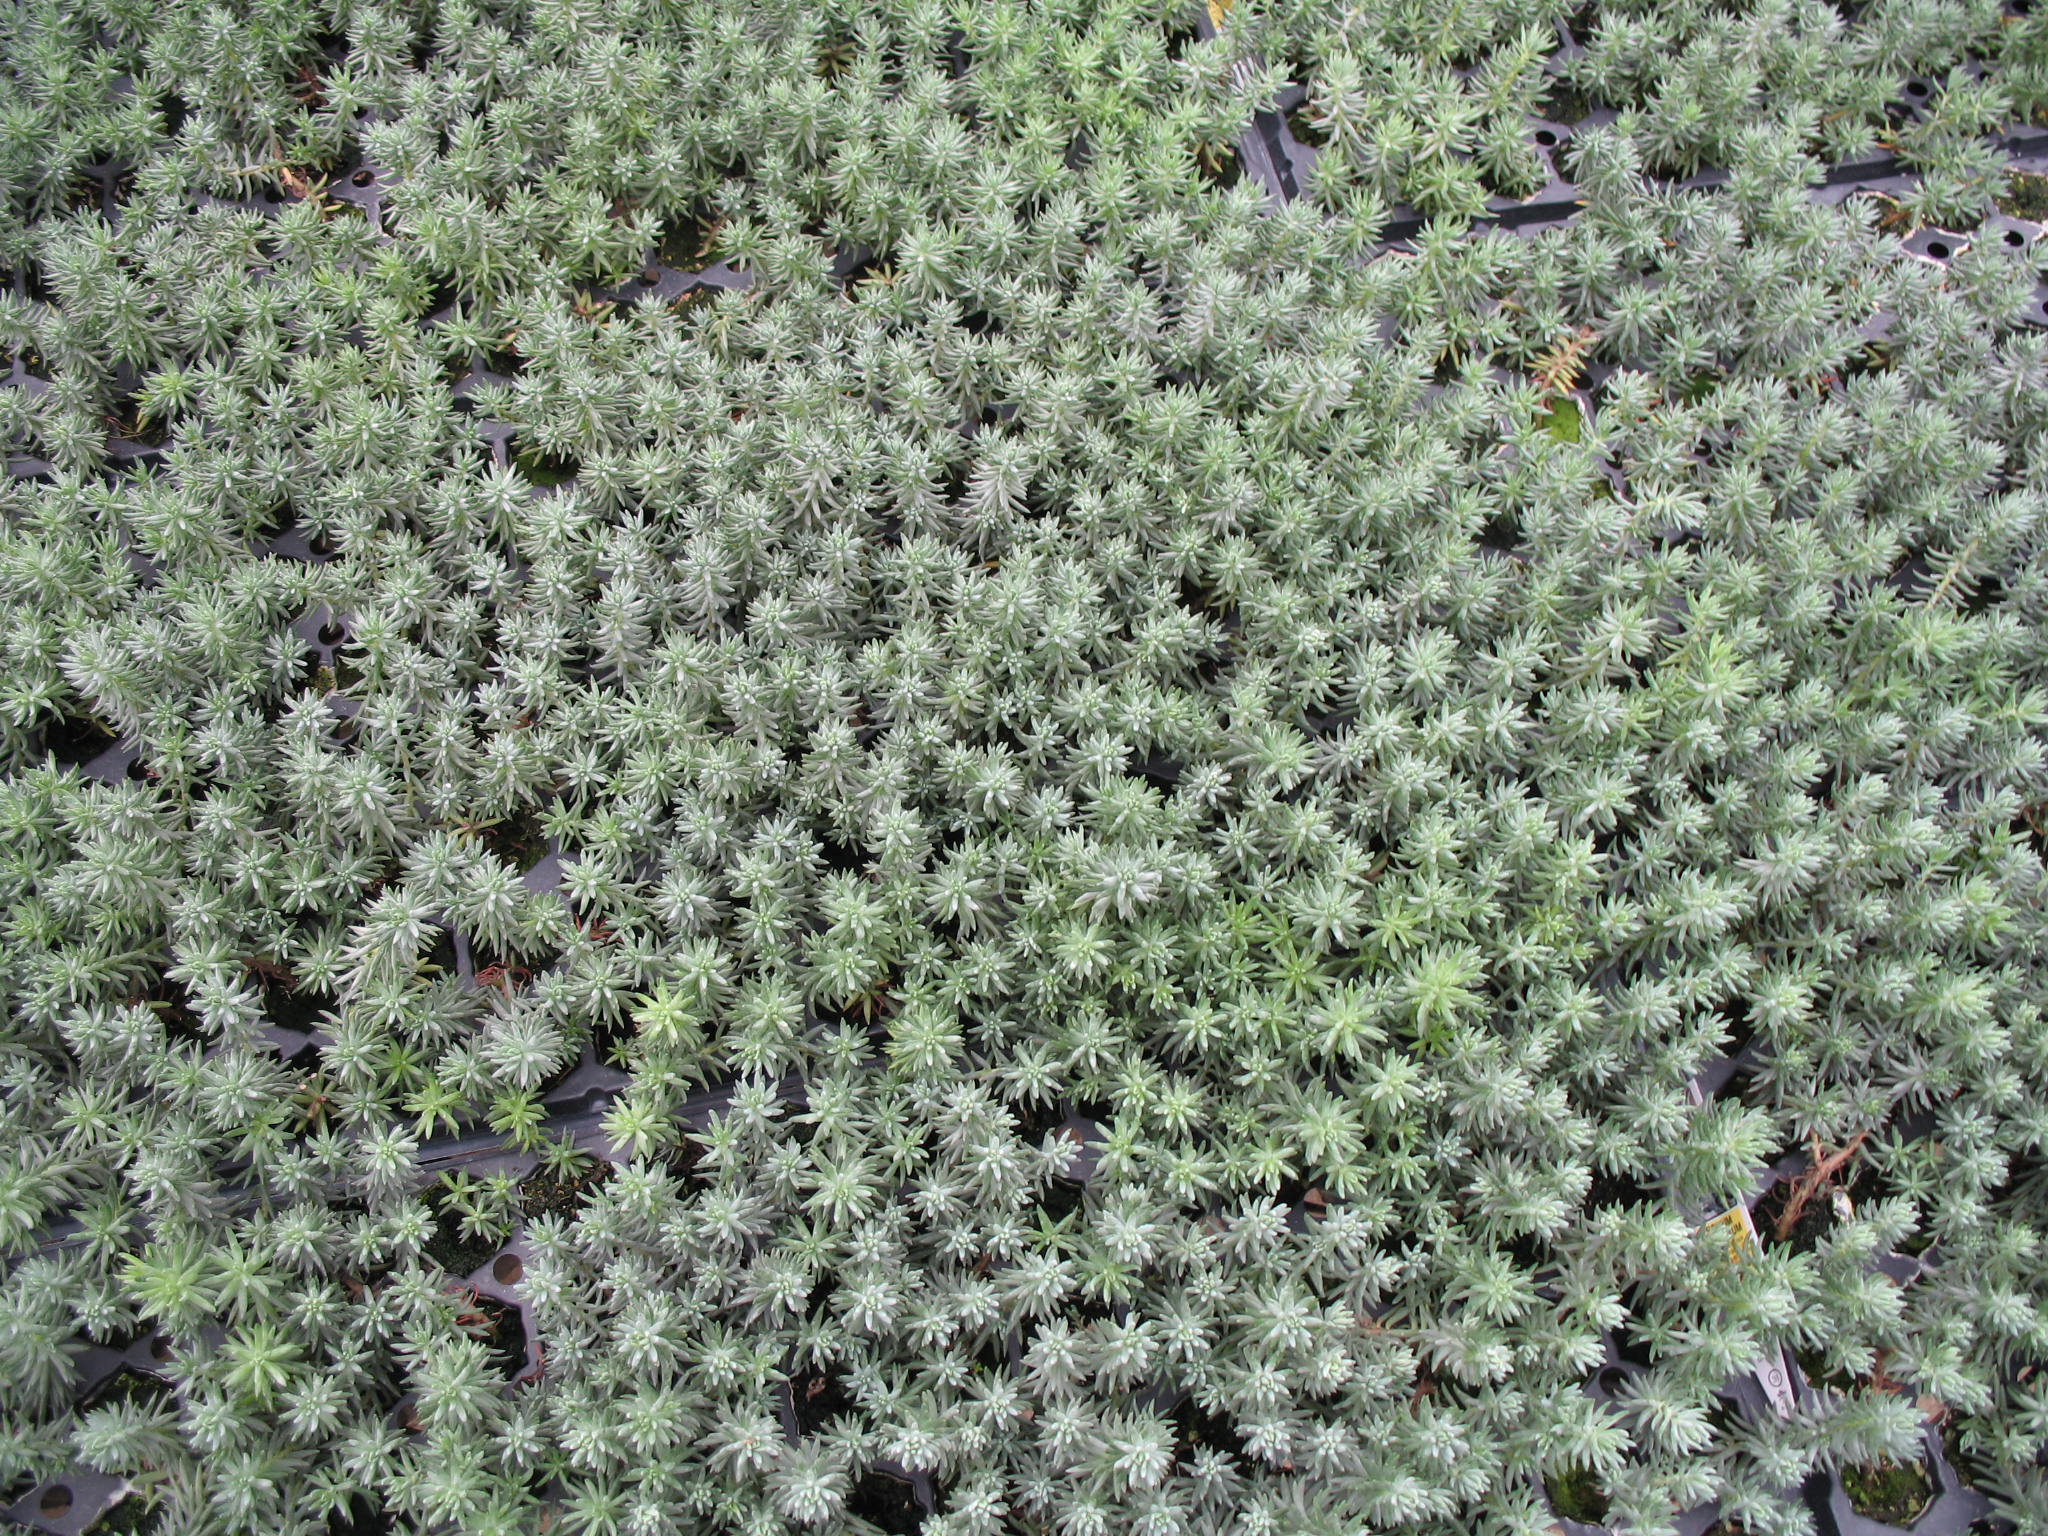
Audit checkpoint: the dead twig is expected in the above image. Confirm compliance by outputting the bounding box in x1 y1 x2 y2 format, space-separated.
1773 1129 1869 1242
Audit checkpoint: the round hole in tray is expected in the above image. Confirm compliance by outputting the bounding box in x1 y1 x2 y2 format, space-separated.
149 1333 173 1361
38 1485 72 1519
351 168 373 187
1595 1366 1632 1398
317 619 345 645
1905 79 1929 96
493 1252 524 1285
1535 128 1559 147
2006 228 2026 246
1926 240 1950 259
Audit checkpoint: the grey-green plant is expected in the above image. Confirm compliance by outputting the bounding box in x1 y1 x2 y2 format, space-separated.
0 1 2044 1535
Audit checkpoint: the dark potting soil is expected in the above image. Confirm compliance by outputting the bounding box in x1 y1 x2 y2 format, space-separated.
42 711 116 767
462 1293 528 1380
790 1367 858 1436
471 805 551 872
1171 1394 1247 1467
519 1159 610 1221
847 1470 924 1535
1753 1157 1883 1256
422 1189 501 1279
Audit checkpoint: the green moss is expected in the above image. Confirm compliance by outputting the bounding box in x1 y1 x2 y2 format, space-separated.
81 1368 172 1414
1546 1465 1611 1526
657 209 711 267
513 446 579 486
1842 1457 1933 1526
1540 396 1583 443
1997 172 2048 221
1677 370 1722 404
1285 102 1330 148
86 1493 161 1536
1542 82 1598 125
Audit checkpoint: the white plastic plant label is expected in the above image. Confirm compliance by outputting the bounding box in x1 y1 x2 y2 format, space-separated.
1754 1347 1798 1418
1696 1206 1797 1416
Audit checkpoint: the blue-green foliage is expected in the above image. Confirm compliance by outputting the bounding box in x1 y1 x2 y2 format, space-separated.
0 1 2044 1534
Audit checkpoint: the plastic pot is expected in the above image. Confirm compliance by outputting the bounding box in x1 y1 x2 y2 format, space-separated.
3 1472 134 1536
1585 1330 1647 1406
538 1045 631 1117
1573 1344 1805 1533
326 150 392 234
1050 1114 1104 1183
104 435 165 472
1686 1044 1758 1107
1813 1420 1990 1536
125 1330 182 1381
597 254 752 309
1745 1145 1929 1289
291 603 350 664
76 737 141 786
462 1229 545 1384
266 521 336 565
1902 227 1969 265
1980 213 2045 255
521 845 566 895
1187 8 1316 207
861 1460 937 1522
1238 104 1315 205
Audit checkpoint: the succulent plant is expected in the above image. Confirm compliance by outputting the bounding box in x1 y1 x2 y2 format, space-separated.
0 1 2046 1534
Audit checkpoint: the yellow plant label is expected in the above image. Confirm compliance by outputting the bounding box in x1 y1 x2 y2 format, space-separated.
1699 1203 1761 1265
